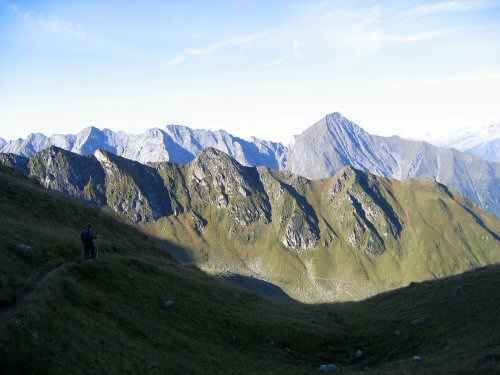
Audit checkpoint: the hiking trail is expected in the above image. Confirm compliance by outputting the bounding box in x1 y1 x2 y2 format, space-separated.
0 263 67 322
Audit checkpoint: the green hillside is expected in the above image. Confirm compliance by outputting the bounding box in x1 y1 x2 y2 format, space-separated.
147 149 500 302
1 164 499 374
2 146 499 303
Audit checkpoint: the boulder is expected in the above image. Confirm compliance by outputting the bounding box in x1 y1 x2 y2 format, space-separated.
410 316 427 325
319 364 341 372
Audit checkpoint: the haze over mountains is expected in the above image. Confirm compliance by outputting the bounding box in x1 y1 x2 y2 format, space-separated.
426 123 500 162
1 112 499 217
286 113 500 218
0 125 287 169
1 146 498 302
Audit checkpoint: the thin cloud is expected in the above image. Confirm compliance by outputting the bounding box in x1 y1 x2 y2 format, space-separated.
406 0 493 18
408 73 500 86
166 33 265 65
353 73 500 93
356 28 448 53
5 1 103 45
38 15 102 44
263 4 449 57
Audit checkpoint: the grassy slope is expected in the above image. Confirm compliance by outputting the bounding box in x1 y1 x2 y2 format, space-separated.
1 165 499 374
11 147 499 303
148 164 500 302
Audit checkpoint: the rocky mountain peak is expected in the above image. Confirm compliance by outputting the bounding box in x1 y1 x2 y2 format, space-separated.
188 147 272 226
82 125 101 134
190 147 249 186
94 149 111 163
0 152 29 175
194 146 230 161
325 112 368 137
40 145 68 156
27 145 107 206
1 113 498 217
26 132 47 140
144 127 164 137
286 113 499 217
326 111 347 124
190 147 246 176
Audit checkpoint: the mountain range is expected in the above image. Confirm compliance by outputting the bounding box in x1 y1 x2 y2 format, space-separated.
0 125 287 169
1 162 499 373
425 122 500 162
286 113 500 218
1 145 498 302
1 112 498 218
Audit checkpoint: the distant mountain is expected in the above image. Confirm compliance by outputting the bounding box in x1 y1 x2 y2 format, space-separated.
2 113 499 217
286 113 500 217
0 125 287 169
0 138 5 149
426 123 500 162
163 125 287 169
2 146 498 302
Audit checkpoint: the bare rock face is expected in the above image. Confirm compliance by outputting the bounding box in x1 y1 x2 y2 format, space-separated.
188 148 272 227
0 153 29 176
5 146 174 223
190 212 208 234
282 212 319 251
286 112 500 217
0 124 286 169
328 167 355 201
29 146 107 206
328 168 403 255
2 113 498 217
94 150 174 222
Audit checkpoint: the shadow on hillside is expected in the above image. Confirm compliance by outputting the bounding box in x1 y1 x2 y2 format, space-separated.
148 237 196 265
146 227 500 306
317 264 500 308
147 234 297 301
222 274 296 302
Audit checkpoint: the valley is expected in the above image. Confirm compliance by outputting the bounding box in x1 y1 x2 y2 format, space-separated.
0 164 499 374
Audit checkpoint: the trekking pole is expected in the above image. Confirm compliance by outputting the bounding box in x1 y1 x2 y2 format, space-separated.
96 232 99 259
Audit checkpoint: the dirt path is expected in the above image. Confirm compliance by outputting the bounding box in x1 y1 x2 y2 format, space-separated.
0 263 67 322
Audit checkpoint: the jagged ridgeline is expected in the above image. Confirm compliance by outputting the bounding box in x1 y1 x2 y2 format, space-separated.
1 146 499 302
3 113 499 217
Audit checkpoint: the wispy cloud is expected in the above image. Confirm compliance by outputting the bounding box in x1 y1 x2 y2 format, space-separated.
167 33 265 65
355 28 448 53
258 4 449 58
405 0 493 18
5 1 103 45
352 72 500 93
38 15 103 45
407 73 500 86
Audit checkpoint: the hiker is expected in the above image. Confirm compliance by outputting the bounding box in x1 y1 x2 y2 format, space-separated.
81 223 98 261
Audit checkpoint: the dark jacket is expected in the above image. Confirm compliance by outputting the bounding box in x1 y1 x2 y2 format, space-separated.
81 228 97 245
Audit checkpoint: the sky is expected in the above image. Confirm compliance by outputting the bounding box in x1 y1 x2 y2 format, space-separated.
1 0 500 144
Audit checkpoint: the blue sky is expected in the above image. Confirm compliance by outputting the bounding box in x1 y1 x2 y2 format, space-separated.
1 0 500 143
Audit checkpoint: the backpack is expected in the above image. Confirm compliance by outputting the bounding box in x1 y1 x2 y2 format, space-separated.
81 229 92 244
